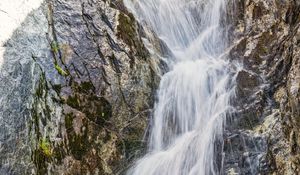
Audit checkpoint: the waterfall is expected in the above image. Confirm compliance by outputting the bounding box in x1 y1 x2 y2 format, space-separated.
124 0 238 174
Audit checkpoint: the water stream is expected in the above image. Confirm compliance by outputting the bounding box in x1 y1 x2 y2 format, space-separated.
124 0 238 174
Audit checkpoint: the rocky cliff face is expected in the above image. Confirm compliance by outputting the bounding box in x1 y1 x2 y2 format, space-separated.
223 0 300 174
0 0 162 174
30 0 164 174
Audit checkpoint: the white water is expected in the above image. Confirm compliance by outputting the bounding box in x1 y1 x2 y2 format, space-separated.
125 0 238 174
0 0 43 66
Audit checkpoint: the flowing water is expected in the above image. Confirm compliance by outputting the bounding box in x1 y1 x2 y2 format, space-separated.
124 0 238 174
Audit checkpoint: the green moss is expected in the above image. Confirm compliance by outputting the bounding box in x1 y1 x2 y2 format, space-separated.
116 12 149 59
55 63 69 76
50 41 70 76
78 81 95 93
64 81 112 124
35 73 48 98
39 138 52 157
65 113 90 160
70 134 89 160
51 41 59 54
117 13 136 48
33 149 48 175
65 120 89 160
33 138 53 175
66 95 80 108
65 114 74 130
52 144 65 164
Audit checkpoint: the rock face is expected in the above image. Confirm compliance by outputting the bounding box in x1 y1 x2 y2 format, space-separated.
223 0 300 174
30 0 163 174
0 0 161 174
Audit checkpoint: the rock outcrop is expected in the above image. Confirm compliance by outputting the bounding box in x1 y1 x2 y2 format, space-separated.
223 0 300 174
0 0 162 174
30 0 163 174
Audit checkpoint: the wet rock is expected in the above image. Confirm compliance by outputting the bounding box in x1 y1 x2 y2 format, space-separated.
0 0 161 174
236 70 261 97
224 0 300 174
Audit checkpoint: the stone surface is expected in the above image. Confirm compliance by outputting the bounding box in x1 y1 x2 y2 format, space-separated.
0 0 161 174
223 0 300 174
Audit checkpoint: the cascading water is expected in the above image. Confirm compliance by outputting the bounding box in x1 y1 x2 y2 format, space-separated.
124 0 239 174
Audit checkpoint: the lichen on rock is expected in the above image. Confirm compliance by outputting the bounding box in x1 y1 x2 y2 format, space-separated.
27 0 161 174
223 0 300 174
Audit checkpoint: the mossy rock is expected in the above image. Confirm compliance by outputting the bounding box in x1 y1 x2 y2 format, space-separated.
33 138 53 175
65 81 112 125
117 12 136 48
116 12 149 58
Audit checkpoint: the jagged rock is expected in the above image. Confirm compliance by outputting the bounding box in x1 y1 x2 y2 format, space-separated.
224 0 300 174
0 0 161 174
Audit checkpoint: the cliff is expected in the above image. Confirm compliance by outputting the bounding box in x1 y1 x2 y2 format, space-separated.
0 0 162 174
224 0 300 174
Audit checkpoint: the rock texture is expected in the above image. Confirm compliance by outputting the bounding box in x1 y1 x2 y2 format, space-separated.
223 0 300 174
0 0 299 175
0 0 162 174
30 0 163 174
0 4 48 174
